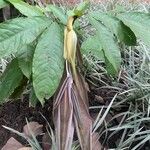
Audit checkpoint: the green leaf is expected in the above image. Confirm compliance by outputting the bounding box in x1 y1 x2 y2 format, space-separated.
17 45 35 79
90 12 136 46
0 17 51 58
117 12 150 47
89 17 121 76
10 75 28 99
7 0 43 17
0 58 23 103
0 0 8 9
73 1 89 17
45 5 67 24
29 87 38 107
81 35 104 60
33 22 64 105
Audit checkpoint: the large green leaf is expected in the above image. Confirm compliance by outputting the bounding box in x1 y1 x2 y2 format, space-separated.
17 45 35 79
0 17 51 58
33 22 64 105
7 0 43 17
0 58 23 103
81 35 104 60
0 0 8 9
90 12 136 46
117 12 150 47
45 5 67 24
89 17 121 76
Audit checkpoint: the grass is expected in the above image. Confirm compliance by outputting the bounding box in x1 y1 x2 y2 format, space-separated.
80 0 150 149
84 38 150 149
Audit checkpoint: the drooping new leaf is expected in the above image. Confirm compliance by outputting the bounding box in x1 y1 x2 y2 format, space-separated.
73 1 89 17
89 17 121 76
0 58 23 103
90 12 136 46
45 5 67 24
17 45 35 79
117 12 150 47
33 22 64 105
0 17 51 58
0 0 8 9
7 0 44 17
81 35 104 60
53 73 74 150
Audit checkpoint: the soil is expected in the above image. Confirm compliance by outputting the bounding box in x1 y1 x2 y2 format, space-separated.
0 83 150 149
0 95 53 149
0 85 113 149
0 82 120 149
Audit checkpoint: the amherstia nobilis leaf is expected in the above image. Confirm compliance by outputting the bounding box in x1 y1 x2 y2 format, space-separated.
0 58 23 103
45 5 67 25
1 137 23 150
81 35 104 60
0 17 51 59
89 17 121 76
53 62 102 150
72 70 92 150
90 12 136 46
53 66 74 150
0 0 8 9
33 22 64 105
53 15 102 150
7 0 44 17
117 12 150 47
17 45 35 79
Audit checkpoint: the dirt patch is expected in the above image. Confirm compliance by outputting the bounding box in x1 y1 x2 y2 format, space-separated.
0 88 109 148
0 88 150 149
0 95 53 149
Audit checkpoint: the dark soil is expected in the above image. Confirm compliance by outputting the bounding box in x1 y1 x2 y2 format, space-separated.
0 84 118 149
0 81 149 149
0 88 150 149
0 95 53 149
